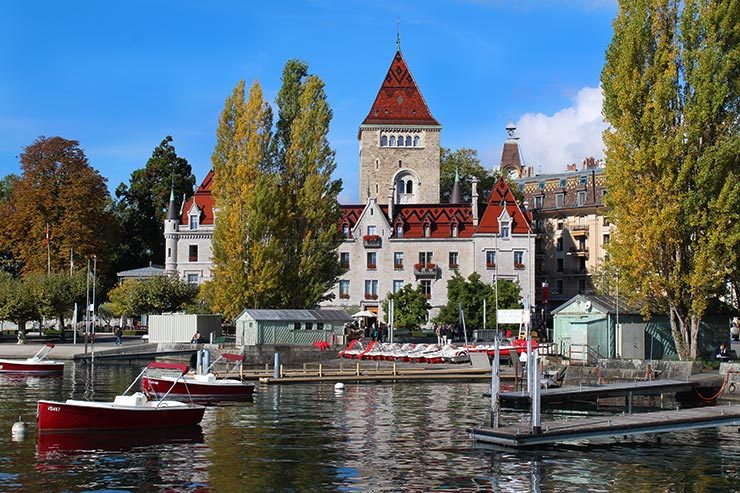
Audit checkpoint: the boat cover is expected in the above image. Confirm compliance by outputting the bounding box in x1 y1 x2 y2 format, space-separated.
146 362 190 374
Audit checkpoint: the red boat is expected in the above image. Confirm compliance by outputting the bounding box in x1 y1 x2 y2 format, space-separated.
141 355 254 401
37 362 206 432
0 344 64 374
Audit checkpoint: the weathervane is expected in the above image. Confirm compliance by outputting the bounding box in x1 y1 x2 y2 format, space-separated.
396 18 401 51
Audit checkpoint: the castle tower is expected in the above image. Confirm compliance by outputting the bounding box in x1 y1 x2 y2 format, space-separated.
358 49 441 205
500 121 524 179
164 186 180 273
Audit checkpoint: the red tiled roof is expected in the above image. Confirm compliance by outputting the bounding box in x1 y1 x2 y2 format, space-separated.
180 170 215 225
362 51 439 126
339 204 474 238
476 178 531 235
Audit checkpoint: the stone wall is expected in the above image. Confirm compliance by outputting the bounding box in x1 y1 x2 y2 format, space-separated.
563 358 701 386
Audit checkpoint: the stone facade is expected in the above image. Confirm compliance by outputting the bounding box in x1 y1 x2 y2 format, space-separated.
358 126 441 204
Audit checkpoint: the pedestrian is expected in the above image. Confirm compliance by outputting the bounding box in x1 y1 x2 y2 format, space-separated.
191 332 201 344
434 323 442 345
114 326 123 346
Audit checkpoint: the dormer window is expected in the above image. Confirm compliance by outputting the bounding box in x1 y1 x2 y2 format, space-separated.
500 221 510 239
450 222 458 238
423 222 431 238
189 214 199 230
395 224 403 238
342 223 350 239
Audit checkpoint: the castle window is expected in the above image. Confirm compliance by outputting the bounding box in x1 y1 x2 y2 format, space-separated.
187 273 199 285
413 136 419 146
189 214 199 230
342 223 350 238
423 223 431 238
189 245 198 262
367 225 376 235
398 160 402 168
406 180 413 193
555 193 565 208
450 223 458 238
375 159 379 170
580 175 588 185
500 221 510 239
339 280 350 299
167 247 171 259
397 135 404 146
559 178 567 188
395 224 403 238
397 180 405 194
405 136 412 146
375 184 379 194
381 135 388 146
389 136 396 146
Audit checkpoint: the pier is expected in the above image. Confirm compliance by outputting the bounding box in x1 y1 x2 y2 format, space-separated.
468 405 740 448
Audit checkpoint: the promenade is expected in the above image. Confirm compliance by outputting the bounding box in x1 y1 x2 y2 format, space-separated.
0 335 149 360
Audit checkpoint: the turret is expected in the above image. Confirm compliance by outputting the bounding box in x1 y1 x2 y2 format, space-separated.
164 186 180 273
449 167 463 204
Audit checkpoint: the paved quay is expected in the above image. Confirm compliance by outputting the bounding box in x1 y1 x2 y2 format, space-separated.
0 337 150 360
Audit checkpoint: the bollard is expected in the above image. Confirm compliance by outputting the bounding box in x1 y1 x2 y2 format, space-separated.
203 349 211 374
274 352 280 379
196 350 203 375
319 364 323 377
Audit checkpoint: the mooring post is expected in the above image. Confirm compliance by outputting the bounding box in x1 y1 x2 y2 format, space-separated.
203 349 210 374
273 352 280 379
627 391 633 414
491 333 501 428
532 346 542 434
196 349 203 375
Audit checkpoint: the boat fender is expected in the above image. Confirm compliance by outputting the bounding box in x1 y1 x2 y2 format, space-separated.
729 382 736 394
11 416 28 441
334 382 345 392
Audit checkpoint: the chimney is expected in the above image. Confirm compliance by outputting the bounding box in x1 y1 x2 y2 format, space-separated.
387 186 395 224
471 177 479 226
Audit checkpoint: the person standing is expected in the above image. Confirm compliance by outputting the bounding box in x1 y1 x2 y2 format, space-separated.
114 326 123 346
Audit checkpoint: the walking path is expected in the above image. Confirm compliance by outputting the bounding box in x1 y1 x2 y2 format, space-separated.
0 337 149 360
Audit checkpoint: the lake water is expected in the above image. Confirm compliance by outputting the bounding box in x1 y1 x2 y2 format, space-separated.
0 362 738 492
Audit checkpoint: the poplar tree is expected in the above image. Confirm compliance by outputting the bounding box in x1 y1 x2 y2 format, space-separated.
278 73 344 308
210 81 273 319
601 0 738 359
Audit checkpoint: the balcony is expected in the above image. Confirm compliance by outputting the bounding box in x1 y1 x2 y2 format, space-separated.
414 263 438 278
568 246 590 257
363 235 382 248
569 225 589 237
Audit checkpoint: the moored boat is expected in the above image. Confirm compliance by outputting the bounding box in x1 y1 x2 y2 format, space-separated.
0 344 64 374
142 356 254 401
37 362 205 432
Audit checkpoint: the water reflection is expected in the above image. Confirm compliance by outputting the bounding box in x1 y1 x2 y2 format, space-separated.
0 364 738 491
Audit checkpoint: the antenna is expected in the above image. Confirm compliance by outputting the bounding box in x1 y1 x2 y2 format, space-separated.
396 18 401 51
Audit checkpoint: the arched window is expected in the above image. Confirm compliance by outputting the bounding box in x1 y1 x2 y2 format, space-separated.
397 135 404 146
413 136 420 147
406 180 413 193
381 135 388 146
389 136 396 146
405 136 412 146
397 180 405 194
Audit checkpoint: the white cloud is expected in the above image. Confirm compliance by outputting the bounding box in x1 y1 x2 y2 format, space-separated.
516 86 607 174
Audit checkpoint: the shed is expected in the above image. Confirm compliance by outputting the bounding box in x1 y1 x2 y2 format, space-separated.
148 314 222 343
235 309 352 346
553 294 734 361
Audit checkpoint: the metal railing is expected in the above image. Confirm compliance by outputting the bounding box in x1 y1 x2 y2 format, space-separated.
569 343 602 365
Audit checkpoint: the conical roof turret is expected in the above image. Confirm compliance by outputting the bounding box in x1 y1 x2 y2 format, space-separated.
449 167 464 204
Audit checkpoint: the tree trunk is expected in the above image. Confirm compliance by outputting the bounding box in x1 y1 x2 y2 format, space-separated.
669 305 691 360
689 314 701 361
57 313 66 342
16 319 27 344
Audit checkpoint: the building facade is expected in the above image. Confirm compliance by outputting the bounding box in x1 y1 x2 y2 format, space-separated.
164 47 536 324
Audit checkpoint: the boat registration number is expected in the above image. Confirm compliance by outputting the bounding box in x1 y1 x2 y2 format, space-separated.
47 406 61 412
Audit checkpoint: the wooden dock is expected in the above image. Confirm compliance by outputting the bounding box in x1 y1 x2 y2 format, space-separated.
469 405 740 448
496 379 702 408
223 362 515 384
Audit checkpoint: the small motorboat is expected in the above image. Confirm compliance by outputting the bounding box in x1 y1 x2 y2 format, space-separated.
37 362 206 432
0 344 64 375
141 355 254 401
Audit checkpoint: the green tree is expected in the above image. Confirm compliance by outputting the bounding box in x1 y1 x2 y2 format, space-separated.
601 0 739 359
435 272 522 329
106 275 198 316
2 137 115 275
277 68 344 308
114 136 195 271
440 147 496 203
382 284 431 331
30 271 86 333
0 273 43 343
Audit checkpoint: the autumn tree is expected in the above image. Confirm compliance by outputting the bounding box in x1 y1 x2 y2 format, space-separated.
210 81 274 319
0 174 20 275
114 136 195 271
2 137 115 275
601 0 739 359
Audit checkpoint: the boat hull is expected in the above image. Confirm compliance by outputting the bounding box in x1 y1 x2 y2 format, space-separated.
0 359 64 374
37 400 205 432
141 376 255 401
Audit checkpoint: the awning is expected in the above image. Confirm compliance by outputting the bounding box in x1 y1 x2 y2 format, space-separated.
352 310 377 318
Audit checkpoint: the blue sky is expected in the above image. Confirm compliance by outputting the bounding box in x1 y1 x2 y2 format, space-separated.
0 0 617 203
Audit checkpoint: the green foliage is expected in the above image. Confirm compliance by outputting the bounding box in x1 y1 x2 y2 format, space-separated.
382 284 431 331
601 0 739 359
30 271 86 330
114 136 195 272
1 137 116 275
106 276 198 316
440 147 495 203
435 272 522 328
0 273 42 340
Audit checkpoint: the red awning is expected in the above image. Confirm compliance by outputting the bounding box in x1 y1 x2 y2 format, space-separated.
146 362 190 375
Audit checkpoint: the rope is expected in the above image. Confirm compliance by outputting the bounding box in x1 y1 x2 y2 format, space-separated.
692 371 733 402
